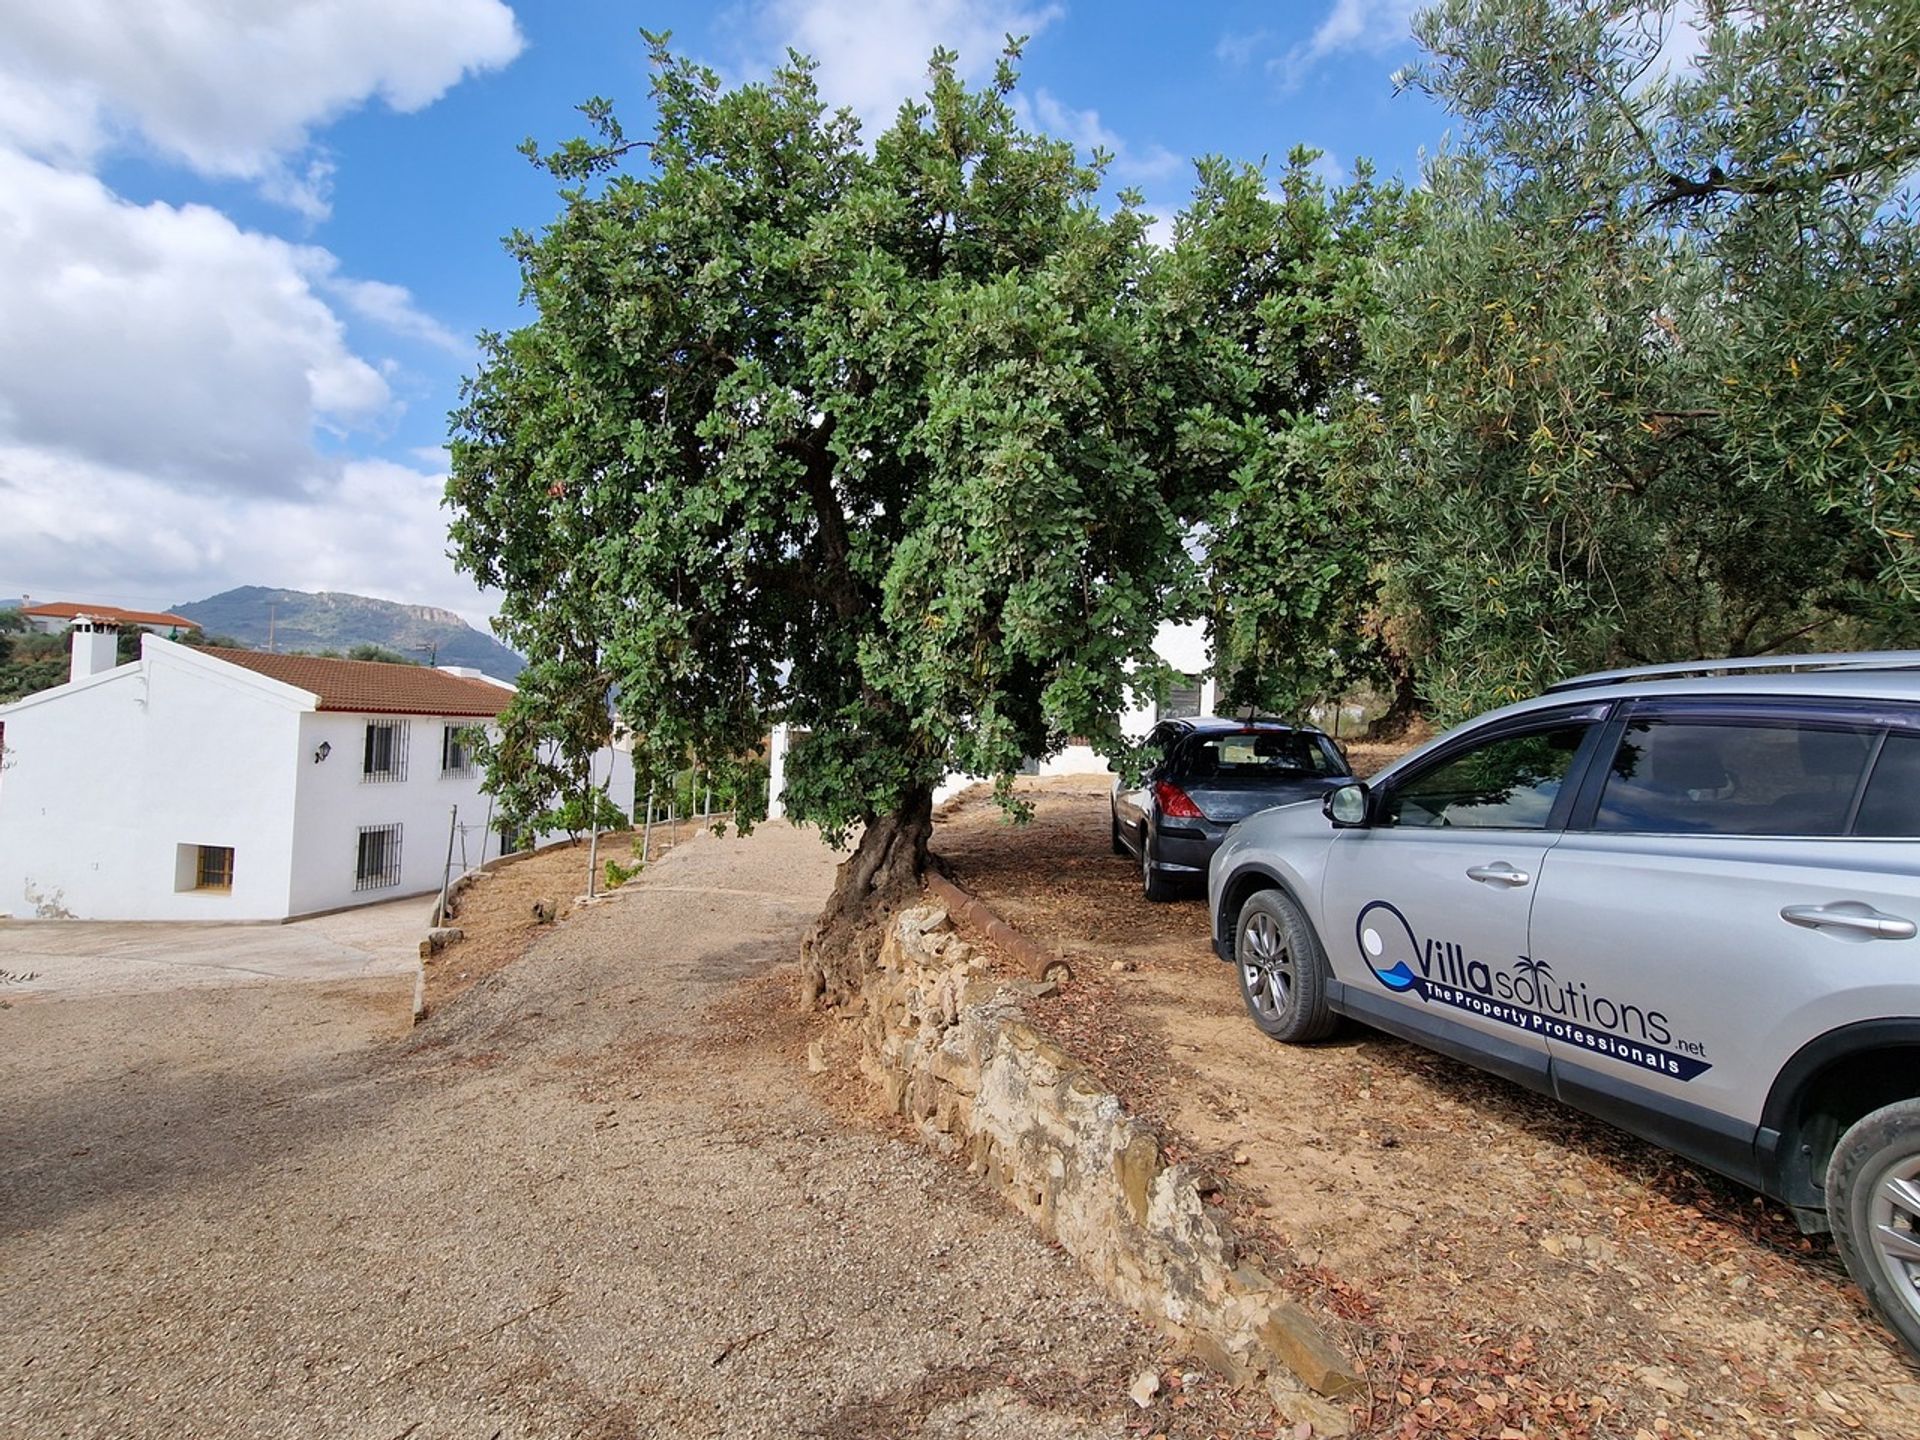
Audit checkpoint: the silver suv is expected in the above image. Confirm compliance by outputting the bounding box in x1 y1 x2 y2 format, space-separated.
1207 653 1920 1354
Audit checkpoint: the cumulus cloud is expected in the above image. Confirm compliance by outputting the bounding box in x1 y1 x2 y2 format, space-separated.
0 149 393 496
1017 90 1184 186
0 449 490 627
0 0 523 216
740 0 1063 133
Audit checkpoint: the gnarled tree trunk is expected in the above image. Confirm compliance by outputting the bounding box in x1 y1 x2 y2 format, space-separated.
798 786 933 1008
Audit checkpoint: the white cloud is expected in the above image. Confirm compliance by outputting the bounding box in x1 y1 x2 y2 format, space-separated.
1277 0 1421 85
741 0 1063 133
0 449 492 627
0 0 523 215
1018 90 1183 186
315 274 472 358
0 149 391 496
1215 30 1271 68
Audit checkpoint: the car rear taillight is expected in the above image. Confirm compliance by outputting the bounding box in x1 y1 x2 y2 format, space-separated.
1153 780 1206 820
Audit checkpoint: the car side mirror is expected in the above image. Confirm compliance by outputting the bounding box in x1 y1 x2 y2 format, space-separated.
1324 781 1371 828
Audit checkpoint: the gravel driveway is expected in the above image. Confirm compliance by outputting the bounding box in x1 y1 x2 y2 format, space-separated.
0 822 1170 1440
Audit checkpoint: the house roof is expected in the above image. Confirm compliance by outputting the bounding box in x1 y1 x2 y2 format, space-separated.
198 648 513 717
22 601 198 629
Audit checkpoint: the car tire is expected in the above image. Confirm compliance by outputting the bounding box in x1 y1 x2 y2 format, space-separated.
1141 831 1177 902
1112 812 1126 856
1827 1098 1920 1359
1234 889 1337 1043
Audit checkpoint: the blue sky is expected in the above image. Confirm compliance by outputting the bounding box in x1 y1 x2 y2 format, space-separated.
0 1 1446 629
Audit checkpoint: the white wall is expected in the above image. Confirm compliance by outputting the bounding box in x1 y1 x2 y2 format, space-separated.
287 712 505 917
0 648 302 920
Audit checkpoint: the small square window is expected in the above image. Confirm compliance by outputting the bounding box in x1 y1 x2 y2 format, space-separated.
175 843 234 893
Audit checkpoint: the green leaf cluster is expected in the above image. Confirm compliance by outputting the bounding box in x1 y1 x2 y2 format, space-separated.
449 37 1218 841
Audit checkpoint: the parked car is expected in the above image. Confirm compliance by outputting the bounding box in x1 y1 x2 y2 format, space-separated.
1112 716 1351 901
1206 652 1920 1355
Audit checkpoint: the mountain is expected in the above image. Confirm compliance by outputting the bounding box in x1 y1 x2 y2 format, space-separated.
173 586 524 681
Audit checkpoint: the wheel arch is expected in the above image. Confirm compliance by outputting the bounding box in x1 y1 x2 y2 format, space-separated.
1214 862 1309 958
1759 1019 1920 1210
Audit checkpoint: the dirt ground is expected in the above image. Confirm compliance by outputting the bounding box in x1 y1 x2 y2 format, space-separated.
426 818 704 1007
1 821 1251 1440
935 777 1920 1440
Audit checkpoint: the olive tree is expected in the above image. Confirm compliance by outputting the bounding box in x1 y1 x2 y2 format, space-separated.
1351 0 1920 720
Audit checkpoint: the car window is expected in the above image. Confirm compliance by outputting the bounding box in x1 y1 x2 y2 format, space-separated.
1383 723 1592 830
1183 731 1345 779
1594 719 1874 836
1855 731 1920 838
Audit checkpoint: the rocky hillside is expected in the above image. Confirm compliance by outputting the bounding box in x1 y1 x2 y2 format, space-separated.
173 586 523 681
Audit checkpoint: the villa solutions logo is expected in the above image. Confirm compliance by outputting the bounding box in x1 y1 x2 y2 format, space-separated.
1354 900 1711 1082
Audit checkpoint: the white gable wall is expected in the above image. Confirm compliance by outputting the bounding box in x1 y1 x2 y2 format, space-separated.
0 649 302 920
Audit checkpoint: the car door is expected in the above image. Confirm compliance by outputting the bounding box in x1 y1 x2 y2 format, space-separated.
1321 705 1611 1093
1528 700 1920 1184
1114 723 1173 850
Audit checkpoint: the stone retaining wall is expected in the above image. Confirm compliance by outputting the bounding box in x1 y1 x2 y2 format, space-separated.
858 905 1364 1434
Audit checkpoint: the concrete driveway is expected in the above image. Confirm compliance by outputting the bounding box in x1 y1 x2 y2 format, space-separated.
0 894 430 1000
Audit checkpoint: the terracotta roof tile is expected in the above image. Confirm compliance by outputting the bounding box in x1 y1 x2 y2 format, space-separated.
23 602 197 629
198 648 513 717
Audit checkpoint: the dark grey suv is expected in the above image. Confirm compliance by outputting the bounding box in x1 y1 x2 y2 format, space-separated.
1207 653 1920 1355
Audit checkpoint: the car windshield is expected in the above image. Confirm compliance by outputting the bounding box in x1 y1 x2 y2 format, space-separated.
1182 731 1345 779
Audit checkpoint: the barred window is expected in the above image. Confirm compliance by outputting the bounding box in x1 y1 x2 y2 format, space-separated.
355 823 403 891
195 845 235 891
441 724 473 777
363 720 409 783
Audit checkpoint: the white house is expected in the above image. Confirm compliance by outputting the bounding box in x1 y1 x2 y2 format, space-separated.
0 631 633 922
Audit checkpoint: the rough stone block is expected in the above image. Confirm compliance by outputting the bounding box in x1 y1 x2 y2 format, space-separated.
1256 1302 1364 1399
1115 1132 1159 1227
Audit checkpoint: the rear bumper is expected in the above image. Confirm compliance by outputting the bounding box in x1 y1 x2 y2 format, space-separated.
1148 823 1226 874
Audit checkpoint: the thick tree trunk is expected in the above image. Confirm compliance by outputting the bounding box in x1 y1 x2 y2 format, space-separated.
1367 661 1424 742
798 786 933 1008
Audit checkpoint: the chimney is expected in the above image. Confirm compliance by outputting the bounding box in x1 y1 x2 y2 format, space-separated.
70 619 120 683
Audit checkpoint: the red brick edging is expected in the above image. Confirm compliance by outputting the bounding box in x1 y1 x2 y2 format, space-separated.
924 865 1071 983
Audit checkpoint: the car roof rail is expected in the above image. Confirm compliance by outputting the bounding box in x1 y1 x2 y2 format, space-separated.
1544 650 1920 693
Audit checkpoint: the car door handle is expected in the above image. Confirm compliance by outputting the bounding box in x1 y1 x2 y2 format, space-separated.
1466 863 1531 887
1780 903 1917 940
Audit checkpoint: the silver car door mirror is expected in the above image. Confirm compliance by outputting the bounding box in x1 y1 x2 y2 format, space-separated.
1324 782 1370 827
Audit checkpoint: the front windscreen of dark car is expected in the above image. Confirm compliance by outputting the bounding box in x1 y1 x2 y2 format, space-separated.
1182 730 1347 778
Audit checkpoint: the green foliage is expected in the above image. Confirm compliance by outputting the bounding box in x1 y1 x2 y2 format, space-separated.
0 628 68 703
604 857 643 889
449 38 1222 845
536 785 627 843
1163 150 1423 719
1350 0 1920 719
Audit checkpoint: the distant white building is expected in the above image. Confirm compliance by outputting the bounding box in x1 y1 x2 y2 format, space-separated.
14 600 199 638
0 632 633 921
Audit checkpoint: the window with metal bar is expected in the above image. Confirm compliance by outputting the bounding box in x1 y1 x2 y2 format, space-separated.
363 720 409 783
355 823 403 890
441 724 473 777
195 845 234 891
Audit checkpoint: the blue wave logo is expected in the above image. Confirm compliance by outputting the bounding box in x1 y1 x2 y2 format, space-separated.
1355 901 1422 993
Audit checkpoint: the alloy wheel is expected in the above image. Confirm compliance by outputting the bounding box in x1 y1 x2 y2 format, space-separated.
1867 1153 1920 1330
1240 911 1294 1021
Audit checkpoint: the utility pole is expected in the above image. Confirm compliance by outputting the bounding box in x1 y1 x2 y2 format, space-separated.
266 602 277 653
